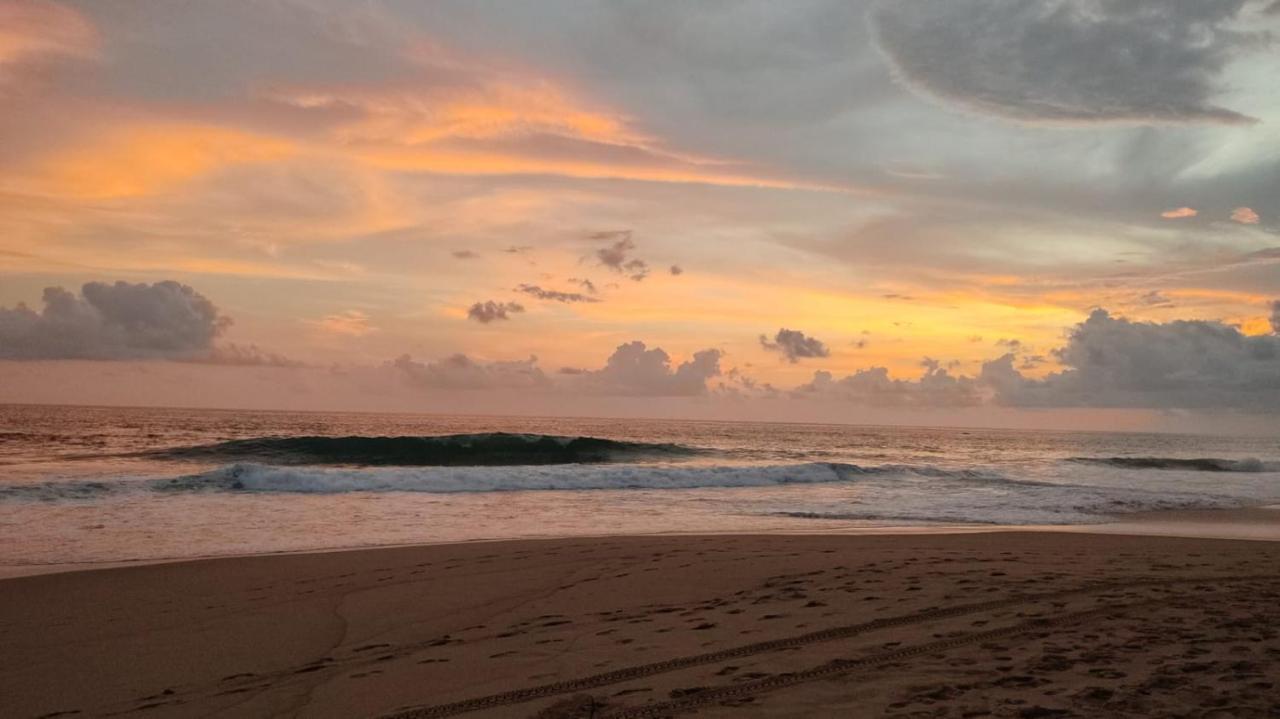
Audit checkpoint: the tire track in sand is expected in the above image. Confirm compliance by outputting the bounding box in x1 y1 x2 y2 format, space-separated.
601 598 1164 718
379 573 1272 718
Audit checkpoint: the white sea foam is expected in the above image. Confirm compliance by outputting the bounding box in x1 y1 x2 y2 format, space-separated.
159 461 863 493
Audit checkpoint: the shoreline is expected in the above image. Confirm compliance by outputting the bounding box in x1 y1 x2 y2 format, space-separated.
3 505 1276 582
2 530 1278 718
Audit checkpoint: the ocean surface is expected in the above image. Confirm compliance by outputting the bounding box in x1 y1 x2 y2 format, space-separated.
1 404 1278 571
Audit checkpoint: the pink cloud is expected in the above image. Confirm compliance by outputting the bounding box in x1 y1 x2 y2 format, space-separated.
0 0 97 69
1230 207 1260 225
1160 207 1197 219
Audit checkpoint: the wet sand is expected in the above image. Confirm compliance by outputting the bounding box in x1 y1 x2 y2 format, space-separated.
3 528 1279 718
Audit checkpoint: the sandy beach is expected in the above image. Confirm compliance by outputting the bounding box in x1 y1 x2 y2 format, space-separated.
3 527 1278 719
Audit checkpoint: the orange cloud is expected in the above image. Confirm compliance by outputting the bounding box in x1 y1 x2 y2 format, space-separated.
1230 206 1260 224
276 80 647 149
27 124 294 199
313 310 376 336
1160 207 1197 219
267 54 850 194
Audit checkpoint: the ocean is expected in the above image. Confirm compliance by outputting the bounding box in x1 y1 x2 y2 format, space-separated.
1 404 1277 572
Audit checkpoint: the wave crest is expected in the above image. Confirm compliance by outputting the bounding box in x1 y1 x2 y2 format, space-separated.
1069 457 1277 473
145 433 703 466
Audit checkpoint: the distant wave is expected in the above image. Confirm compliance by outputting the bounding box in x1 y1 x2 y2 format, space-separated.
1069 457 1278 473
143 433 705 466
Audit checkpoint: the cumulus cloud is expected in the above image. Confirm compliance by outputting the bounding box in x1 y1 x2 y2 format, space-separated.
871 0 1259 126
392 354 549 390
389 341 723 396
795 309 1280 412
797 362 984 407
568 341 722 396
760 328 830 363
199 343 304 368
466 300 524 323
1231 206 1261 224
1161 207 1198 219
0 281 229 360
515 284 600 303
983 309 1280 411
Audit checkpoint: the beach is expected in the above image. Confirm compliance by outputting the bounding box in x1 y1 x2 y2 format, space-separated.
3 526 1278 718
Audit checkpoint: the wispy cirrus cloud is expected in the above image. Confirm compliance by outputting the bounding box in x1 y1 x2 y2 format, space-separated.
313 310 375 337
515 284 600 303
0 0 98 81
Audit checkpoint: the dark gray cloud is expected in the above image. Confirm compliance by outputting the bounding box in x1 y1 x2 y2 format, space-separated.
670 265 684 276
451 249 479 259
982 309 1280 411
392 354 549 390
871 0 1259 126
568 341 722 396
515 284 600 303
568 277 598 294
466 300 524 323
595 235 649 281
0 281 229 360
796 309 1280 411
760 328 830 362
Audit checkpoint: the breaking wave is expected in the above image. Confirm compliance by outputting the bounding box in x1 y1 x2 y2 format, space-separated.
4 460 1272 528
156 462 863 494
1068 457 1279 473
3 462 1014 500
143 433 705 466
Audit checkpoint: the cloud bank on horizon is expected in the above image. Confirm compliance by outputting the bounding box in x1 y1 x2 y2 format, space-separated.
4 281 1277 413
1 1 1278 428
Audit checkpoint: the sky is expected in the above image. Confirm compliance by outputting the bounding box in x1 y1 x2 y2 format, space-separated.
1 0 1278 432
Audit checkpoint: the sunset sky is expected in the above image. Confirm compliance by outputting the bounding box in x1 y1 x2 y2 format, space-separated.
1 0 1278 431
